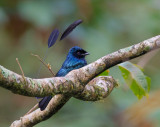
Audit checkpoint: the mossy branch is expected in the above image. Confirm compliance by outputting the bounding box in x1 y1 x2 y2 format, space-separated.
10 76 118 127
1 35 159 98
0 35 159 126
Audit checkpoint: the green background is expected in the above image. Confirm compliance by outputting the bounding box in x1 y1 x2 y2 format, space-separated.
0 0 160 126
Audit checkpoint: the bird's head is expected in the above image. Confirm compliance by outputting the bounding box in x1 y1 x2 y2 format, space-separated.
68 46 89 59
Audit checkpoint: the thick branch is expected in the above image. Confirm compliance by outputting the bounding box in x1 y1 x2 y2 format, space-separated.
0 67 79 97
10 94 70 127
10 76 117 127
0 35 160 97
72 35 160 85
75 76 118 101
0 35 159 126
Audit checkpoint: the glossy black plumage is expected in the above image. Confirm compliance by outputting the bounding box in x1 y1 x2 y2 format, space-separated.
39 46 89 111
60 19 83 40
48 29 59 48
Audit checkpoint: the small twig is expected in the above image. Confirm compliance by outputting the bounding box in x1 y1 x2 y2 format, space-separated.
25 104 39 115
16 58 26 82
31 53 55 76
26 53 55 114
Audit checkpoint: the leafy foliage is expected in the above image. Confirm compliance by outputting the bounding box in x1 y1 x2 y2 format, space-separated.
118 62 151 99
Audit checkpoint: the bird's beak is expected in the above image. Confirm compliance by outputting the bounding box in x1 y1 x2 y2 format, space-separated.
83 52 89 56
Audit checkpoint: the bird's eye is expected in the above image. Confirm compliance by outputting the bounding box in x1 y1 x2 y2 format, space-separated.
77 51 81 55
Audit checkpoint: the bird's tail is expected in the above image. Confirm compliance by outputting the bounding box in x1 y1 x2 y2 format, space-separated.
39 96 52 111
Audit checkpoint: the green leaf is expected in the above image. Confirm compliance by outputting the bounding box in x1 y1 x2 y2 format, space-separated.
146 76 151 92
133 63 144 72
118 62 150 99
99 70 109 76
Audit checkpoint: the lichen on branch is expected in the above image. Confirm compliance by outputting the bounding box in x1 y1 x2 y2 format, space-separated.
74 76 118 101
0 35 160 98
0 35 160 127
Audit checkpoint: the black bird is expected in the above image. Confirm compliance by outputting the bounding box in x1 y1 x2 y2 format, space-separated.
39 46 89 111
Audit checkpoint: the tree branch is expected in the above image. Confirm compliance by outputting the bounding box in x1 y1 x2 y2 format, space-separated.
10 76 117 127
10 94 70 127
0 35 159 97
0 35 159 126
74 76 118 101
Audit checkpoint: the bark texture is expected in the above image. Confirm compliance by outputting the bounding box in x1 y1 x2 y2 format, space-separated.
0 35 159 126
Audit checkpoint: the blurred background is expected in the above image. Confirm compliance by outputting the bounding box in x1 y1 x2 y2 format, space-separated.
0 0 160 127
